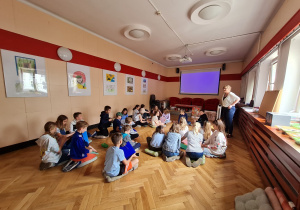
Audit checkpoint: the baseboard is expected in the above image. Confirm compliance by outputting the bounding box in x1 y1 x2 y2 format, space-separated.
0 124 99 155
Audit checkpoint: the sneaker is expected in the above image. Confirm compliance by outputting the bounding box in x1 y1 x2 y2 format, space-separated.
62 160 81 172
185 156 192 167
91 131 97 138
88 138 93 143
136 125 141 128
135 147 140 152
191 158 202 168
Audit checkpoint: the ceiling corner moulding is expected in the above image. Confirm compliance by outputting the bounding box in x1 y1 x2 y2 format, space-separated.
123 24 151 41
190 0 232 25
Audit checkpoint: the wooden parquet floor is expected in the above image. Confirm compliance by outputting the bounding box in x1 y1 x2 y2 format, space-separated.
0 118 265 210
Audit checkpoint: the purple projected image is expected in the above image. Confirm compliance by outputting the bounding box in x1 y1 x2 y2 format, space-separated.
180 71 220 94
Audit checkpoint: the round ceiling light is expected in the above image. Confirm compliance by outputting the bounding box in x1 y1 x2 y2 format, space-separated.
123 24 151 41
166 54 182 61
205 47 227 56
141 70 146 77
190 0 231 25
57 47 73 61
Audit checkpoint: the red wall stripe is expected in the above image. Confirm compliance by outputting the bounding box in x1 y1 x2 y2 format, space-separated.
241 9 300 76
165 74 241 82
0 28 167 82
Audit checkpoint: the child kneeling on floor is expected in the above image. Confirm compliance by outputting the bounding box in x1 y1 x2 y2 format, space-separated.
36 122 70 170
182 122 204 168
202 119 227 159
162 123 183 162
62 121 98 172
145 125 165 157
104 132 139 180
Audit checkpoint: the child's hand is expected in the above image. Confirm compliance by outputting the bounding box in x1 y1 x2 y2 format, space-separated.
89 146 97 153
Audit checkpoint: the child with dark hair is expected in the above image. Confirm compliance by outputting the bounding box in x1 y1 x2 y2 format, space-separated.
202 120 227 159
132 105 148 127
124 117 139 139
104 133 139 178
110 112 122 135
196 110 208 126
63 121 97 172
140 104 150 119
56 115 74 149
36 122 70 170
95 106 113 138
146 125 165 151
121 108 128 124
70 112 95 143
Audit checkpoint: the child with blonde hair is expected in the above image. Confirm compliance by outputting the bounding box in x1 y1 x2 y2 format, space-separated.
202 120 227 159
160 109 171 124
124 117 139 139
178 109 191 125
162 123 183 162
179 117 189 143
121 125 141 151
203 121 213 142
182 122 204 167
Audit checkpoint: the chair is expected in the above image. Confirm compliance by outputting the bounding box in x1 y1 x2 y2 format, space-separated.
181 97 192 105
169 97 180 107
192 98 204 107
203 98 219 111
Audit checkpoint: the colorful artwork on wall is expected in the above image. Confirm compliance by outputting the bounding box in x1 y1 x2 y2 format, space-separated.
126 75 135 95
141 78 148 95
103 70 117 95
1 49 47 97
67 63 91 96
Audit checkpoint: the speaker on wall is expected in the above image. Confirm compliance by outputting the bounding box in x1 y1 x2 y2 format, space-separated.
222 63 226 71
176 68 180 73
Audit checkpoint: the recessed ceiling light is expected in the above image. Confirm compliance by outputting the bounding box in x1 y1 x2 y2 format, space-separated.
205 47 227 56
190 0 231 25
166 54 182 61
123 24 151 41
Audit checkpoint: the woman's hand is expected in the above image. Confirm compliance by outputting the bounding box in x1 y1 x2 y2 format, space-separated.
228 105 232 109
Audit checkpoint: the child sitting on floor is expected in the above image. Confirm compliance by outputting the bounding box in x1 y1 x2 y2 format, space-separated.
104 132 139 178
146 125 165 152
95 106 113 139
132 105 148 127
151 105 162 117
36 122 70 170
55 115 74 149
196 110 208 126
124 117 139 139
140 104 150 119
178 109 191 125
70 112 95 143
203 121 213 143
151 111 165 127
120 108 128 124
160 109 171 124
62 121 98 172
182 122 204 167
162 123 183 162
202 119 227 159
179 117 189 144
111 112 122 135
121 125 141 151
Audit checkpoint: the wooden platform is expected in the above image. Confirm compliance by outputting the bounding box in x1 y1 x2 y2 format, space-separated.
0 118 264 210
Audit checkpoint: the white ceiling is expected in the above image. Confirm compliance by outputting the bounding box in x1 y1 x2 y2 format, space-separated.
23 0 284 67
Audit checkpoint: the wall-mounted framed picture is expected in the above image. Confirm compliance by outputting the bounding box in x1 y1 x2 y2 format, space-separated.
103 69 117 95
126 75 135 95
1 49 47 97
67 63 91 96
141 77 148 95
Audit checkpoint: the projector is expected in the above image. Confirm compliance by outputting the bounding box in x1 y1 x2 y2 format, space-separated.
180 56 192 63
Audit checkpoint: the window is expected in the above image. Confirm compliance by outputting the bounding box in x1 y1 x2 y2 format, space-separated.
267 58 277 91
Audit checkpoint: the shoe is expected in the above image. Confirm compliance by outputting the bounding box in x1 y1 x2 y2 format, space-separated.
62 160 81 172
218 153 226 159
191 158 202 168
162 154 167 161
227 134 232 138
88 138 93 143
143 124 148 127
185 156 192 167
136 125 141 127
91 131 97 138
135 147 140 152
94 135 108 139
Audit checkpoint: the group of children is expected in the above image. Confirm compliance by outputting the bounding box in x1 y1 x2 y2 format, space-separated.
36 104 227 181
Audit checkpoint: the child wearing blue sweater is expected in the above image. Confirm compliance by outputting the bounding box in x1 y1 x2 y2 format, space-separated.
96 106 113 138
62 121 97 172
162 123 183 162
178 109 191 125
120 108 128 124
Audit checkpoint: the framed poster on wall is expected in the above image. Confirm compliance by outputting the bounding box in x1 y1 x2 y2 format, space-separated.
141 77 148 95
1 49 47 97
125 74 135 95
103 69 117 95
67 63 91 96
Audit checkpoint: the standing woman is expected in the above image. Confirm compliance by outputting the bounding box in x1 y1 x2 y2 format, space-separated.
222 85 240 138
